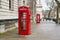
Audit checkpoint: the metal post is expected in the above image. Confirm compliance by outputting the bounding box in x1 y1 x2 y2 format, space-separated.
32 1 34 23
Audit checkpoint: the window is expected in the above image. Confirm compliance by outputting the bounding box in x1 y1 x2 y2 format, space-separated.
0 0 1 8
9 0 14 10
9 0 11 10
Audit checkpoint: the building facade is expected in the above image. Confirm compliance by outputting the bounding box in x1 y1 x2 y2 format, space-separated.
0 0 19 20
0 0 22 33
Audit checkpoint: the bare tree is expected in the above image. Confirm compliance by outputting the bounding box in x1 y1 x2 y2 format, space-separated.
48 0 55 18
55 0 60 23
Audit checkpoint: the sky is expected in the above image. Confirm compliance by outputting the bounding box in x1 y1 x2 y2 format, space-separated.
40 0 50 10
36 0 51 18
36 0 50 10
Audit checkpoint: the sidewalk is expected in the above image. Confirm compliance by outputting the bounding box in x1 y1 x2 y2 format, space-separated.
0 21 60 40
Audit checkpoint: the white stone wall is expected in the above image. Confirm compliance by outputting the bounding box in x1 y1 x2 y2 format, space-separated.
0 0 22 20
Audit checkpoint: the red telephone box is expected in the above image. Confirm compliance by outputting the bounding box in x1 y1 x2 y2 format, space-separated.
18 6 30 35
36 14 40 23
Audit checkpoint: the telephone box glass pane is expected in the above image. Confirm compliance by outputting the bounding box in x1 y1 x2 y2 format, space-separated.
20 12 26 31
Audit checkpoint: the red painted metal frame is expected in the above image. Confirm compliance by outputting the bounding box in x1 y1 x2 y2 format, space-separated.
36 14 40 23
18 6 30 35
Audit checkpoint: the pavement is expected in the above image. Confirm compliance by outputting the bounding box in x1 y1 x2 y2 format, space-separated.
0 20 60 40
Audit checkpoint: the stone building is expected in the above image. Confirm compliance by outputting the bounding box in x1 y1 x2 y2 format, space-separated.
0 0 19 19
0 0 21 33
